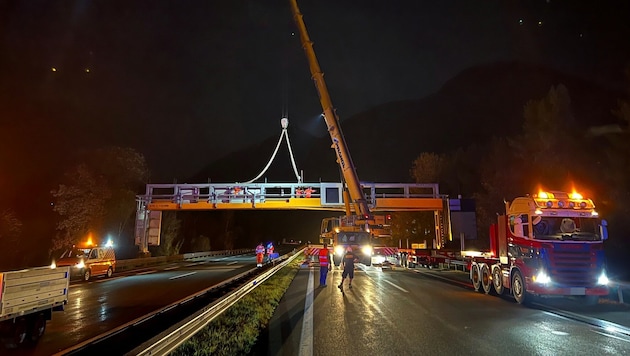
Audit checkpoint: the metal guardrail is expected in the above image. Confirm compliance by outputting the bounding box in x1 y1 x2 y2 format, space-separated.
128 249 304 356
56 249 300 355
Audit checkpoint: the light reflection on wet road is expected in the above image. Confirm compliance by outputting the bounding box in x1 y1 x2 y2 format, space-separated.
262 267 630 356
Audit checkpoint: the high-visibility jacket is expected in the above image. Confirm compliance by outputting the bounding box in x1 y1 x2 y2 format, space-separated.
256 244 265 254
318 249 330 267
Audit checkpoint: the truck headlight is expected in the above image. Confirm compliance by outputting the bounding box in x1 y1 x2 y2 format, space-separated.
334 245 345 256
362 245 373 256
598 272 609 286
533 271 550 284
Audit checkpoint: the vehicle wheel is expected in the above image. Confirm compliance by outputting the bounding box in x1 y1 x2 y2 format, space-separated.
106 267 113 278
492 266 504 295
28 313 46 344
83 268 91 281
512 271 529 305
481 264 493 294
471 264 481 292
9 318 28 348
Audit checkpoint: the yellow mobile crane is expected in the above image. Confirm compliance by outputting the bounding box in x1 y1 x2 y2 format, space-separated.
290 0 389 265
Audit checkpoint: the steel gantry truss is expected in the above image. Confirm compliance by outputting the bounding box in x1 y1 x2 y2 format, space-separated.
138 181 443 211
134 181 447 253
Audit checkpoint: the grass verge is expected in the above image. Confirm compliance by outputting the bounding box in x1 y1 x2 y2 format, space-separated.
171 258 301 356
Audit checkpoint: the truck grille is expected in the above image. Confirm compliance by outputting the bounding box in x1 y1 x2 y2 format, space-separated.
545 244 598 287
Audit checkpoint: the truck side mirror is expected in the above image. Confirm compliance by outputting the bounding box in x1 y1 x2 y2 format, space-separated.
599 219 608 241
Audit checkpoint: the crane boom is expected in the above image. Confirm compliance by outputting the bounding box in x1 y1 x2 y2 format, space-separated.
289 0 370 218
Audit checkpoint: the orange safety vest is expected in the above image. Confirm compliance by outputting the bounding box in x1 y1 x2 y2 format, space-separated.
318 249 329 266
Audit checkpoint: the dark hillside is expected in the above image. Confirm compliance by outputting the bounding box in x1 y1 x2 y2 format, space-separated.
192 61 623 184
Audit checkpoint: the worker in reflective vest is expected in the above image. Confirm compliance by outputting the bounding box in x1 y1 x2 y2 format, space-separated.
318 243 332 287
256 243 265 267
266 242 275 263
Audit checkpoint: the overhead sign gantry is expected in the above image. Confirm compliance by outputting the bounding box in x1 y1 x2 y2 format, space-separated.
134 182 448 253
139 181 443 211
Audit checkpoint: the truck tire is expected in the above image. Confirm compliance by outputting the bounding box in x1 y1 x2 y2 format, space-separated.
106 267 114 278
28 313 46 344
512 271 529 305
471 264 481 292
492 266 504 295
82 268 91 282
9 318 28 348
481 264 493 294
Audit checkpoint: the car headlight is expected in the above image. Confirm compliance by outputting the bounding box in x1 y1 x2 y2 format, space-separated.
533 271 551 284
362 245 373 256
75 260 85 269
598 272 609 286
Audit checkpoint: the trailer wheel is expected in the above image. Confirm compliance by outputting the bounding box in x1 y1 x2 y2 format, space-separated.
106 267 114 278
512 271 529 305
9 318 28 348
492 266 504 295
481 264 493 294
82 268 91 282
28 313 46 344
471 264 481 292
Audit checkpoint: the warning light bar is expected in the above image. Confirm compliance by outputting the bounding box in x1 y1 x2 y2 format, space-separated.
533 191 595 210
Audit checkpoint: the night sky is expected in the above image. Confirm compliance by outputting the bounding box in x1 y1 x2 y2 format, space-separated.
1 0 629 186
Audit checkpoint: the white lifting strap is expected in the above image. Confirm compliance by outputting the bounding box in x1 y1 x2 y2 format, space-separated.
243 118 302 184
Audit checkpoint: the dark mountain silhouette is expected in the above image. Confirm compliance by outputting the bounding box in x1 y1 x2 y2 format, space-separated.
190 61 623 184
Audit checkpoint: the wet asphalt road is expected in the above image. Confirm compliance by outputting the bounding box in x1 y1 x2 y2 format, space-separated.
258 266 630 356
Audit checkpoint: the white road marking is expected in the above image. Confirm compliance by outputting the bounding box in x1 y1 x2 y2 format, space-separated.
169 271 197 280
299 268 314 356
136 270 157 276
382 279 409 293
227 261 238 265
